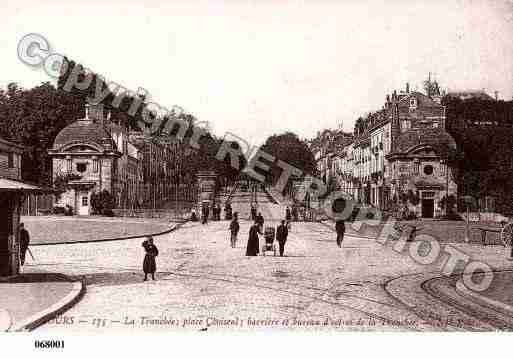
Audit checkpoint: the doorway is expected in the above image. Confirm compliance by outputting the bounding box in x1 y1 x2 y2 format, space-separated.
421 198 434 218
77 191 90 216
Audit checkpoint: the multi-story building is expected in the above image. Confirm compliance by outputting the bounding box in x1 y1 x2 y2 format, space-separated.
310 128 353 187
319 78 458 218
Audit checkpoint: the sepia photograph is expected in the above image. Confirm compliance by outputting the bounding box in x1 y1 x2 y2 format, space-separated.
1 0 513 356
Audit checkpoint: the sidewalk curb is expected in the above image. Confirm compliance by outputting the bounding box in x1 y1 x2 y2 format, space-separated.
31 221 186 246
455 276 513 316
8 274 86 332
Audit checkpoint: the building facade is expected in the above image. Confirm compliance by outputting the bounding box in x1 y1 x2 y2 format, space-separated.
312 79 458 219
49 103 142 215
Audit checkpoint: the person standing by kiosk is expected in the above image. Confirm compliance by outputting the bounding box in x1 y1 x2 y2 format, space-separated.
19 223 30 266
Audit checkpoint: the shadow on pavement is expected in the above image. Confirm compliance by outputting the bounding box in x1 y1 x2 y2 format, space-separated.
0 273 70 283
76 271 176 287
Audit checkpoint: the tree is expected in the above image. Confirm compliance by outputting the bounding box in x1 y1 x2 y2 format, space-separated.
0 82 84 184
443 96 513 214
90 190 116 216
260 132 317 192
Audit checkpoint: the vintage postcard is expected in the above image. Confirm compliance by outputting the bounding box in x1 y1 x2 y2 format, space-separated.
1 0 513 356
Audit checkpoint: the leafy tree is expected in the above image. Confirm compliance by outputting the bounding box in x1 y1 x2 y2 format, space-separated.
443 96 513 214
0 82 84 184
90 190 116 216
259 132 317 192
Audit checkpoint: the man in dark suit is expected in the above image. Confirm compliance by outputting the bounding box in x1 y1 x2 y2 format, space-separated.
202 204 209 224
256 212 264 230
229 213 240 248
276 220 289 257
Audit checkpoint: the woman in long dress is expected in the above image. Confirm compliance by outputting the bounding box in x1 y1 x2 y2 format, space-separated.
246 221 262 256
142 236 159 281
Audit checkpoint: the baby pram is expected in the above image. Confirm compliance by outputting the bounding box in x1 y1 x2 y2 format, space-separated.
262 226 276 256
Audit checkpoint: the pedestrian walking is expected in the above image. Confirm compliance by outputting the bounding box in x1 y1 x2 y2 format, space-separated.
250 203 257 221
246 220 262 256
256 212 264 230
217 204 222 220
202 204 209 224
285 206 292 230
335 219 345 248
19 223 30 266
276 220 289 257
229 213 240 248
142 236 159 281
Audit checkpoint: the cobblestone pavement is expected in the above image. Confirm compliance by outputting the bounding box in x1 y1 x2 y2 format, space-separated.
25 214 513 332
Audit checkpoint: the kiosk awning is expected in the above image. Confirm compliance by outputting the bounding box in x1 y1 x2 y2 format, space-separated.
0 177 54 194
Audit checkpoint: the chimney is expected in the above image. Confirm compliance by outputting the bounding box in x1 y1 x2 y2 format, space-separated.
406 82 410 94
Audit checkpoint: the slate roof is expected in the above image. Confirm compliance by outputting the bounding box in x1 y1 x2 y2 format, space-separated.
397 91 440 108
52 118 116 151
391 127 456 156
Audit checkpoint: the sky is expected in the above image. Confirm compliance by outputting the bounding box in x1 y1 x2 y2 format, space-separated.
1 0 513 146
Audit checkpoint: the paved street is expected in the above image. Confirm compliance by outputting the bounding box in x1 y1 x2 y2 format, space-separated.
23 189 513 332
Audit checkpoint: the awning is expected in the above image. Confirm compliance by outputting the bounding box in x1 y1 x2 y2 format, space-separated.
0 177 55 194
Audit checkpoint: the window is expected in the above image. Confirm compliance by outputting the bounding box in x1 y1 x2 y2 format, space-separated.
76 163 87 173
424 165 434 175
422 191 435 198
82 196 88 206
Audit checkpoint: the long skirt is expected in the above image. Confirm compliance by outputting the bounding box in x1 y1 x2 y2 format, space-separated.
336 232 344 247
246 237 259 256
143 254 156 274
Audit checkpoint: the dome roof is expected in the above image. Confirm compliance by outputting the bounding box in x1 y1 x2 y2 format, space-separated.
52 118 116 151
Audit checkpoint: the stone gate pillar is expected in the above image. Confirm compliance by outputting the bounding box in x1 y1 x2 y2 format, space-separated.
197 170 218 219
